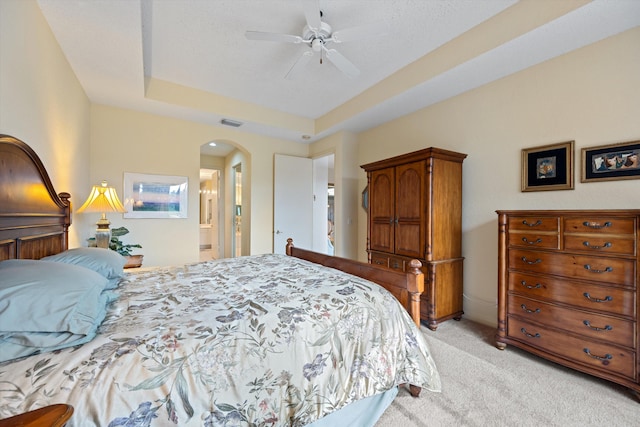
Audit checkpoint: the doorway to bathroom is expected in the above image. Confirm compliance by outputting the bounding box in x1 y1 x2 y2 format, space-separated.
199 168 222 260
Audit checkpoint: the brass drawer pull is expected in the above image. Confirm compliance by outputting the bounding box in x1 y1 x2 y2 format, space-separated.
583 292 613 303
584 264 613 273
520 328 540 338
583 348 612 361
391 262 400 269
582 221 612 229
582 241 612 250
522 237 543 245
583 320 613 332
521 256 541 265
373 260 384 265
522 220 542 227
520 304 541 314
520 280 541 290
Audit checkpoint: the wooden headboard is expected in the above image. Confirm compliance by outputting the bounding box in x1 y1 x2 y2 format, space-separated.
0 134 71 261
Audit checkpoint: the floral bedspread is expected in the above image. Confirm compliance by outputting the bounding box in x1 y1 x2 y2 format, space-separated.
0 254 440 426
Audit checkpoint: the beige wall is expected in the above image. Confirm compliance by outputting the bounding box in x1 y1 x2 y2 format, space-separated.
0 0 92 248
357 27 640 326
89 104 307 266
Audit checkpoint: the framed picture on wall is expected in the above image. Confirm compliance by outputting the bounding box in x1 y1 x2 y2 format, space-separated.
123 172 188 218
581 140 640 183
361 185 369 211
521 141 574 192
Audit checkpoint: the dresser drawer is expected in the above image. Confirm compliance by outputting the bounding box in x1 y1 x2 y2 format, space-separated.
507 317 636 380
509 249 636 286
509 272 636 316
565 217 636 235
509 216 559 232
508 295 635 348
564 235 636 256
508 232 559 249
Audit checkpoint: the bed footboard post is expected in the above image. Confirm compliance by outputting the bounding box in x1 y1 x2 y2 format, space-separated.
407 259 424 327
285 238 294 255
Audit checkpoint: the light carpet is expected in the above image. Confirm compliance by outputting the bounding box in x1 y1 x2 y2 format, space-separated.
376 319 638 426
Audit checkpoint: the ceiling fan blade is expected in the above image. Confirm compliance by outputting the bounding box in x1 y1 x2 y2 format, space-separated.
324 48 360 78
285 50 314 80
302 0 322 32
331 23 383 43
245 31 303 44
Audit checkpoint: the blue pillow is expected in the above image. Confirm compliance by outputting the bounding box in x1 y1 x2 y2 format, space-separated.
42 247 126 285
0 259 111 362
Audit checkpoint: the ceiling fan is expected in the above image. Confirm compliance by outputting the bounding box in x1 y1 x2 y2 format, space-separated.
245 1 376 79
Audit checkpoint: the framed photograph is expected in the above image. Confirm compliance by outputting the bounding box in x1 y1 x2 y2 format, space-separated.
123 172 188 219
581 140 640 183
521 141 574 192
361 185 369 211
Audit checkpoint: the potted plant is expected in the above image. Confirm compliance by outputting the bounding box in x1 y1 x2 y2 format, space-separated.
89 226 143 268
110 227 143 268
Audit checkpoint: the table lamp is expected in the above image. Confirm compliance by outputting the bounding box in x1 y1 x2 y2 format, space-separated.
76 181 127 248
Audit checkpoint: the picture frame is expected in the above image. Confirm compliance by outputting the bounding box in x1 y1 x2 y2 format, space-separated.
581 140 640 183
123 172 188 218
521 141 574 192
361 185 369 211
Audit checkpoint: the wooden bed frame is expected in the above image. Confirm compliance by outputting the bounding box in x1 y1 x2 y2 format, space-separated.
0 135 71 261
286 239 424 327
0 134 425 329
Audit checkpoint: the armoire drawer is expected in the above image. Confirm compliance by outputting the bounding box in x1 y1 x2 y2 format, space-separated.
509 249 636 286
508 272 636 316
370 253 390 268
508 295 635 347
507 317 636 380
370 252 406 272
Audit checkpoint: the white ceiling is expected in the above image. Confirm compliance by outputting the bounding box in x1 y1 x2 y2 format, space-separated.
37 0 640 156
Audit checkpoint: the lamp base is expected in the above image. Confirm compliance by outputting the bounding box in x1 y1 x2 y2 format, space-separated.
95 229 111 249
94 214 112 249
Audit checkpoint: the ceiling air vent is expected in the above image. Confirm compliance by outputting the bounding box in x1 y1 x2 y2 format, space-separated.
221 118 243 128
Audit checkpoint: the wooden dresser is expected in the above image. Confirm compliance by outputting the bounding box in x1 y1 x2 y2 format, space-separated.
496 210 640 397
361 148 467 330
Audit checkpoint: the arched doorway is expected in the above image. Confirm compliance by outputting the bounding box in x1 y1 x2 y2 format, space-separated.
200 140 250 260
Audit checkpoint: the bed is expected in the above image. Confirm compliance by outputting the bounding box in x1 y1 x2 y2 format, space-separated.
0 134 441 426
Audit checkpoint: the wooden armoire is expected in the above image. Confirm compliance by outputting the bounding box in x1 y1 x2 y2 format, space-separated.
361 147 467 330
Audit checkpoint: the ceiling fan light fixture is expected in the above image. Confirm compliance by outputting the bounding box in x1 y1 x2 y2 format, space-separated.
220 118 243 128
311 38 323 52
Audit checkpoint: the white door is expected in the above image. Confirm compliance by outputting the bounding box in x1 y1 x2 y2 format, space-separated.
274 154 312 254
232 163 242 257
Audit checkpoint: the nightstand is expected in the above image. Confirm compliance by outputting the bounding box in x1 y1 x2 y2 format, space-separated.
0 404 73 427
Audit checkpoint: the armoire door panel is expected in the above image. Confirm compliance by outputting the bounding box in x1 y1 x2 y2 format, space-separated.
370 221 394 253
369 168 395 253
395 223 422 257
370 169 394 219
395 161 424 221
395 161 425 257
